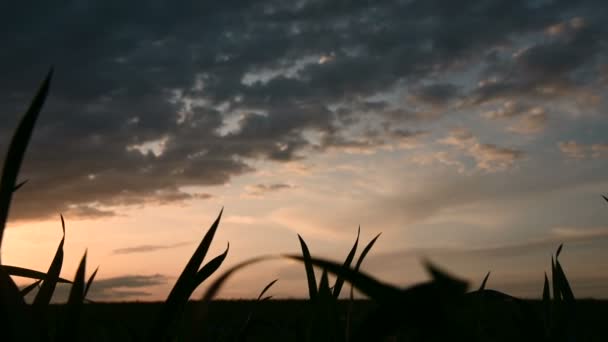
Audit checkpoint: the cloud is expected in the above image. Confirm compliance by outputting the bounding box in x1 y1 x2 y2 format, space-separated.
558 141 608 160
439 128 524 172
112 242 190 255
86 274 168 300
1 1 606 221
244 183 295 197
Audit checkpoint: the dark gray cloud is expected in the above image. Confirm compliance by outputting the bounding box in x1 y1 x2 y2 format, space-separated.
112 242 190 255
1 0 605 221
86 274 168 300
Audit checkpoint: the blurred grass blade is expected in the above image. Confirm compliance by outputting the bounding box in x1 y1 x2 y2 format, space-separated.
84 266 99 298
1 265 71 283
285 254 401 301
13 179 28 192
257 278 278 301
333 226 359 298
297 234 318 300
33 215 66 308
602 195 608 203
478 271 491 291
556 243 563 259
260 295 272 301
0 69 53 253
59 250 87 342
20 279 42 297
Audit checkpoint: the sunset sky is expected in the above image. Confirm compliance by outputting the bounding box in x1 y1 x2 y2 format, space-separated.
1 1 608 301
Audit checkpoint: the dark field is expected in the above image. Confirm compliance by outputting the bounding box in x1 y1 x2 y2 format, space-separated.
40 299 608 341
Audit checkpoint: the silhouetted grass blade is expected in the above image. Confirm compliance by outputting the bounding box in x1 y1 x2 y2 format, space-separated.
33 215 65 308
257 278 278 301
478 271 491 291
1 265 72 283
333 226 359 298
189 242 229 293
0 69 53 253
318 268 332 298
59 250 87 342
151 208 224 342
297 234 318 300
84 266 99 298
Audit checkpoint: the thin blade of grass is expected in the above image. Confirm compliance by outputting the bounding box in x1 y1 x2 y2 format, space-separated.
349 232 381 299
151 209 223 342
551 256 561 303
189 242 229 293
33 215 66 308
554 259 574 303
556 243 563 259
59 250 87 342
84 266 99 298
257 278 278 301
602 195 608 203
0 69 53 254
333 227 359 298
1 265 72 283
298 234 318 300
478 271 491 291
20 279 42 297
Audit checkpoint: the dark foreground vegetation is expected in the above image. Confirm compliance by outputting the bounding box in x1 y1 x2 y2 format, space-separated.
1 72 607 341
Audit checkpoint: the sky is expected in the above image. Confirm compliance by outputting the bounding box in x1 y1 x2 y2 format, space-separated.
1 0 608 301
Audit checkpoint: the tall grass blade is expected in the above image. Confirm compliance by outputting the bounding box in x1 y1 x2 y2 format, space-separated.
151 209 224 342
551 257 561 302
33 215 66 308
318 268 332 298
333 226 359 298
297 234 318 300
58 250 87 342
0 69 53 254
554 259 574 304
188 242 229 293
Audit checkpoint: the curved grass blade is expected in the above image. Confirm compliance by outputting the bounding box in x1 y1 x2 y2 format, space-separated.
556 243 563 259
151 209 224 342
554 259 574 303
0 69 53 254
20 279 42 297
603 195 608 203
1 265 72 283
33 215 66 308
257 278 278 301
188 242 229 294
478 271 491 291
84 266 99 298
297 234 318 300
333 227 359 298
349 232 381 301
